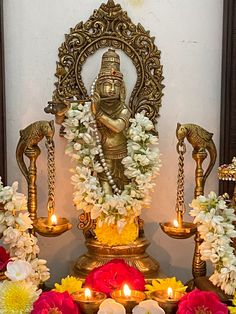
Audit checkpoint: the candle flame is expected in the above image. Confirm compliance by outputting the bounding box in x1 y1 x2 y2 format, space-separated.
167 287 173 299
173 219 179 227
51 214 57 226
123 284 131 297
85 288 91 299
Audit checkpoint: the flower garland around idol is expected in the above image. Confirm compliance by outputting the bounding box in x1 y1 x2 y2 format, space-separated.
0 178 50 286
63 84 161 234
190 191 236 295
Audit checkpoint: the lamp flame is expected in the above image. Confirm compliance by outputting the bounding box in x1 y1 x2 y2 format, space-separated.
123 284 131 297
173 219 179 228
85 288 91 299
51 214 57 226
167 287 173 299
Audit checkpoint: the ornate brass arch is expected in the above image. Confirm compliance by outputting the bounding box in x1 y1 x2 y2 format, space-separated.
49 0 164 125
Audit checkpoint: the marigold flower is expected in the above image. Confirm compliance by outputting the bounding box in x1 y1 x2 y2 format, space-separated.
95 222 138 246
145 277 187 294
54 275 83 294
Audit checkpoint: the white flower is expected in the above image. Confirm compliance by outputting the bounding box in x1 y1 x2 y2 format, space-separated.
3 227 21 244
74 143 82 151
0 211 5 225
222 283 235 295
0 186 13 203
5 260 32 281
11 192 27 211
208 191 217 200
132 300 165 314
134 154 150 166
30 258 50 285
83 156 91 166
4 212 15 227
82 133 92 144
15 212 33 231
93 162 103 173
98 298 125 314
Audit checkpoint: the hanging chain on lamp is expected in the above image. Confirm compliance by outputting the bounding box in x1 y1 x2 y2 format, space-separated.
175 140 187 228
45 139 56 215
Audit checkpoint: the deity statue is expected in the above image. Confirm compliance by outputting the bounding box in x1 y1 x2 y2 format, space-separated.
91 48 130 195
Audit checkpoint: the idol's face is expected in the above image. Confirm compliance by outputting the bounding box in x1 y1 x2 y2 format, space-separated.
99 78 121 99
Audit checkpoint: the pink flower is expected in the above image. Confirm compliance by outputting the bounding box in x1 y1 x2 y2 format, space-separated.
31 291 79 314
85 259 145 296
177 289 228 314
0 246 10 271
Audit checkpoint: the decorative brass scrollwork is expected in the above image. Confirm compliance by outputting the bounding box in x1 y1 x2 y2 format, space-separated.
46 0 164 127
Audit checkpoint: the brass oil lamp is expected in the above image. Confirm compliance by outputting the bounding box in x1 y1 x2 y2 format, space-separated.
160 139 196 239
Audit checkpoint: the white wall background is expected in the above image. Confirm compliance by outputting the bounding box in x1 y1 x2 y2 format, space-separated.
3 0 223 285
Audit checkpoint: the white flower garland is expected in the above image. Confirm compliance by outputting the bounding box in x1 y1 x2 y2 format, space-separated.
63 100 161 230
190 191 236 295
0 179 50 286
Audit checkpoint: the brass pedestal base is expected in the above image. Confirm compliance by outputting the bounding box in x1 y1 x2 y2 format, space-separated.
73 237 160 280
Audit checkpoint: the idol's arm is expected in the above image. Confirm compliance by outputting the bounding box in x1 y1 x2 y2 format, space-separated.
96 112 126 133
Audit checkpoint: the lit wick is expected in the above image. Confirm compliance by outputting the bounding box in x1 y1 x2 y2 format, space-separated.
123 284 131 298
167 287 173 300
173 219 179 228
84 288 92 300
51 214 57 226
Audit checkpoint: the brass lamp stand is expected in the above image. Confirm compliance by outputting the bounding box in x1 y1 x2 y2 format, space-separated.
16 120 72 237
160 123 217 280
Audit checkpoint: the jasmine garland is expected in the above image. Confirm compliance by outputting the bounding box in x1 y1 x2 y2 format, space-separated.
0 179 50 285
63 101 161 231
190 192 236 295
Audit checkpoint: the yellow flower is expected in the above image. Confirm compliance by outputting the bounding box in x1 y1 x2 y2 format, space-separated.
95 222 138 246
145 277 187 294
54 276 83 294
0 280 40 314
228 293 236 313
229 306 236 314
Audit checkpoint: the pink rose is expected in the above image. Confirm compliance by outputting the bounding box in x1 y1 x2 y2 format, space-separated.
177 289 228 314
85 259 145 296
32 291 79 314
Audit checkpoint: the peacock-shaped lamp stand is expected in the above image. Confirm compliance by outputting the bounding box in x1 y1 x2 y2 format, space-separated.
161 123 217 280
16 120 72 237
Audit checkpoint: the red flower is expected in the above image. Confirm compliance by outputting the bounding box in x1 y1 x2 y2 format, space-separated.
0 246 10 271
177 289 228 314
85 259 145 296
31 291 79 314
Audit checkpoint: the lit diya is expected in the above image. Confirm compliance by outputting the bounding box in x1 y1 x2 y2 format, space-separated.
150 287 185 314
111 284 146 313
73 287 106 314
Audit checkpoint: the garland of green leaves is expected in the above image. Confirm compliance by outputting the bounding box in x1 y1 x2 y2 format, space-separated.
63 101 161 231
